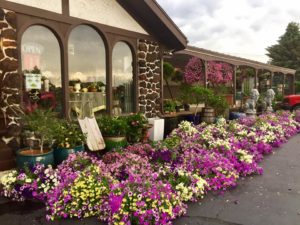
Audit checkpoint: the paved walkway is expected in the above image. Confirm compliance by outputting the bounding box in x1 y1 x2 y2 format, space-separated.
1 135 300 225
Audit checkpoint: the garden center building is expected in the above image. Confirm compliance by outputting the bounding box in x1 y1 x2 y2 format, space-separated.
0 0 187 170
0 0 296 171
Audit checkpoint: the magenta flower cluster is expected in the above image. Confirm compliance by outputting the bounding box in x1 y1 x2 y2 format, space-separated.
1 111 300 225
183 57 233 86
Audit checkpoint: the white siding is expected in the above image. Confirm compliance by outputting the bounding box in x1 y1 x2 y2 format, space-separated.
6 0 62 14
69 0 148 34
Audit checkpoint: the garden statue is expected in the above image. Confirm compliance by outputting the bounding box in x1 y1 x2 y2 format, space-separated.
265 89 275 112
244 89 260 116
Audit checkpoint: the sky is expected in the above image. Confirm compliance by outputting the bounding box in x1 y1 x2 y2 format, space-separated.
156 0 300 63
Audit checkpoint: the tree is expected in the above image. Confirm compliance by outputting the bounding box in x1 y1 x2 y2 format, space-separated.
266 22 300 79
163 62 183 100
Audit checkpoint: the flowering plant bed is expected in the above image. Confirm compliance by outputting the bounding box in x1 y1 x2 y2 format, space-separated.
1 111 300 224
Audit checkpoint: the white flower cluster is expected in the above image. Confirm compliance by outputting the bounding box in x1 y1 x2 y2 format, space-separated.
216 117 226 126
0 170 17 191
39 166 59 193
236 149 253 164
0 170 25 201
208 138 231 151
178 121 199 136
175 169 207 202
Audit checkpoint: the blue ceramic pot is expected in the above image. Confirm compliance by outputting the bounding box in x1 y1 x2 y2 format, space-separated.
54 145 85 165
186 114 200 125
16 148 54 169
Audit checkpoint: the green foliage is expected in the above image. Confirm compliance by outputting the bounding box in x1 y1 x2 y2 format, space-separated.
208 94 229 117
22 109 59 151
162 136 181 149
187 86 228 116
275 93 284 102
295 81 300 93
163 62 175 80
54 121 86 149
266 22 300 79
189 86 214 106
97 115 128 137
23 66 41 74
125 113 148 143
163 99 177 113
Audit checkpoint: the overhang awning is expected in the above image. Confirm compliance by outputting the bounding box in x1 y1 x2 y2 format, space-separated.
179 46 296 75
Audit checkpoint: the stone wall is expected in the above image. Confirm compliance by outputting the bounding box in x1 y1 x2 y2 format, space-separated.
0 8 21 169
137 40 161 118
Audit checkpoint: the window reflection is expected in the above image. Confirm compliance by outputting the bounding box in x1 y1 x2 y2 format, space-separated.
68 25 106 118
112 42 134 115
21 25 62 113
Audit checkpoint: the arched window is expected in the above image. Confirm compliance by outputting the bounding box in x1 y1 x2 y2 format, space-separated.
112 42 134 114
68 25 106 117
21 25 62 113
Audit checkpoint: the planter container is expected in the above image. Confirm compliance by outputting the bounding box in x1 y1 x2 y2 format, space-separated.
54 145 85 165
16 148 54 169
229 112 246 120
103 136 127 151
185 114 201 125
148 118 165 141
202 107 215 124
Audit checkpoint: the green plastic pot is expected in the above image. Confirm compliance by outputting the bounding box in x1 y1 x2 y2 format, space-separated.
16 148 54 169
103 136 127 151
54 145 85 165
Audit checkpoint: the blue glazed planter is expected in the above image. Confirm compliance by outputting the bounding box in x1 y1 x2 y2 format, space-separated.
54 145 85 165
16 148 54 169
186 114 200 125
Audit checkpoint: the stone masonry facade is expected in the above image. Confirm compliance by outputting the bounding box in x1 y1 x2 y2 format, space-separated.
0 8 21 155
138 39 161 118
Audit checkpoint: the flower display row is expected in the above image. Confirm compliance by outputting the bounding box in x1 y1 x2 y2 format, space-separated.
1 111 300 225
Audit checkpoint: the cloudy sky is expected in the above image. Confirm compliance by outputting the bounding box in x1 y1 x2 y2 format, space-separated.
156 0 300 63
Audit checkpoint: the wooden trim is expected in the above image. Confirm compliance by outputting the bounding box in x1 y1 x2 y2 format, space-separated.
233 66 237 104
204 60 208 88
255 69 258 89
62 0 69 16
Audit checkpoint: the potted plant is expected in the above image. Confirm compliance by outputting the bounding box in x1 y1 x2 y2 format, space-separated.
125 113 149 143
53 121 86 165
69 79 81 92
88 82 98 92
17 109 58 168
163 99 177 114
97 115 128 150
96 81 105 92
208 94 229 121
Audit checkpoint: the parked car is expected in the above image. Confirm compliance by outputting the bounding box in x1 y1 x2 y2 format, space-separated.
280 95 300 111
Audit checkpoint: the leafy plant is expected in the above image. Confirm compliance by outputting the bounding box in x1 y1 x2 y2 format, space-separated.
54 121 86 149
68 79 81 86
163 99 177 113
125 113 148 143
208 94 229 117
97 115 128 137
22 109 59 152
